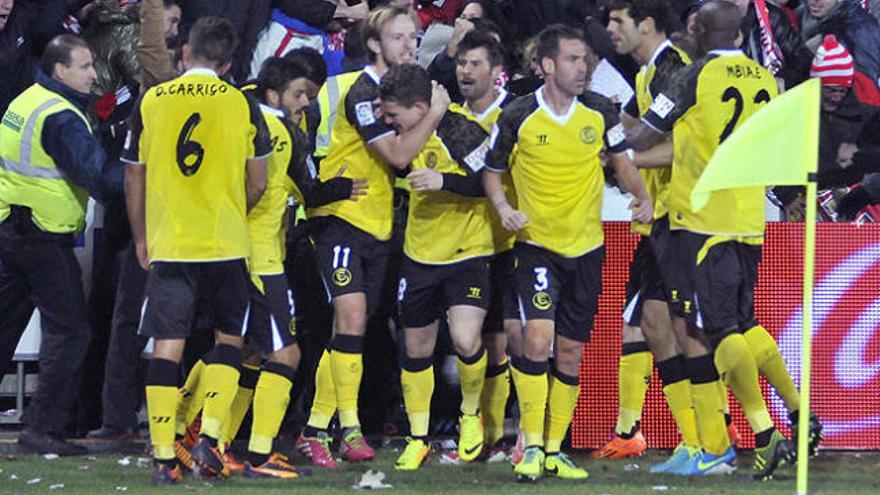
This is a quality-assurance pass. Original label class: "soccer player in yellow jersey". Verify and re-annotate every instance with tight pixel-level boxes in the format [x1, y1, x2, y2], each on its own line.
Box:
[122, 17, 272, 485]
[297, 6, 451, 466]
[377, 63, 494, 470]
[596, 0, 701, 472]
[484, 24, 653, 482]
[627, 0, 795, 479]
[450, 31, 520, 459]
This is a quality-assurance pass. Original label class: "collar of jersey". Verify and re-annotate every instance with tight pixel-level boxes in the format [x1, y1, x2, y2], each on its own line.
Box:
[260, 103, 284, 118]
[182, 67, 219, 78]
[364, 65, 381, 84]
[646, 39, 673, 69]
[536, 86, 576, 125]
[467, 88, 508, 123]
[707, 49, 743, 58]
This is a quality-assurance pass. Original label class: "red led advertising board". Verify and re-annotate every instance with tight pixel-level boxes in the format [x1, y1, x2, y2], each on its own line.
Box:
[572, 223, 880, 450]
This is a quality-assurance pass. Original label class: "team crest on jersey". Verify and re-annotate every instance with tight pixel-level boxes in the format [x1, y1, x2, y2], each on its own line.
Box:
[288, 318, 297, 337]
[332, 267, 352, 287]
[579, 126, 597, 144]
[355, 101, 376, 126]
[533, 291, 552, 311]
[426, 151, 438, 169]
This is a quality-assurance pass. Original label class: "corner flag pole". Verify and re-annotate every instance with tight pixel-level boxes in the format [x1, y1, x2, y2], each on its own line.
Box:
[796, 171, 818, 495]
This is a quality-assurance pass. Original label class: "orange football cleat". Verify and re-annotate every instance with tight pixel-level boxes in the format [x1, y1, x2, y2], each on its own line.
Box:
[591, 431, 647, 459]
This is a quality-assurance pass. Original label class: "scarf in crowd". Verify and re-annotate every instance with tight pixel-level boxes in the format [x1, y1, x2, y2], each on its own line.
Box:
[754, 0, 784, 74]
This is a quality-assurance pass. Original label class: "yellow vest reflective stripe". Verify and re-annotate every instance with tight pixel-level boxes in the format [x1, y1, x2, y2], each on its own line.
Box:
[0, 83, 92, 233]
[314, 71, 360, 158]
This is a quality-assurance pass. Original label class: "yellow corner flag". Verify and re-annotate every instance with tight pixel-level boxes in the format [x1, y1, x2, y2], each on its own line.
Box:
[690, 78, 820, 211]
[689, 77, 821, 495]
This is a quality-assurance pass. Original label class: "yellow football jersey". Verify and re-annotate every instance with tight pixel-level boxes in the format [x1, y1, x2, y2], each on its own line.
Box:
[123, 68, 272, 262]
[487, 87, 627, 258]
[626, 41, 691, 235]
[248, 106, 298, 275]
[308, 67, 396, 241]
[643, 50, 777, 238]
[449, 89, 516, 253]
[404, 111, 494, 265]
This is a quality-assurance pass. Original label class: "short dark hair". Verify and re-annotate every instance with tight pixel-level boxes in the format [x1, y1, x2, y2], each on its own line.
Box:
[379, 63, 431, 108]
[535, 24, 585, 64]
[256, 57, 308, 100]
[41, 34, 91, 76]
[188, 16, 238, 66]
[607, 0, 673, 34]
[457, 31, 505, 68]
[163, 0, 180, 8]
[283, 47, 327, 87]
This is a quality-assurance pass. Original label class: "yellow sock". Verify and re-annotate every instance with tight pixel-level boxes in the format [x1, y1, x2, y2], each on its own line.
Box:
[615, 347, 652, 436]
[401, 361, 434, 438]
[544, 371, 580, 454]
[200, 363, 241, 440]
[715, 334, 773, 435]
[457, 349, 487, 416]
[510, 359, 548, 448]
[687, 355, 729, 455]
[480, 360, 510, 446]
[663, 380, 700, 447]
[249, 369, 293, 455]
[176, 359, 206, 435]
[220, 364, 259, 445]
[147, 385, 179, 461]
[329, 349, 363, 428]
[717, 379, 730, 416]
[744, 325, 800, 412]
[307, 350, 337, 430]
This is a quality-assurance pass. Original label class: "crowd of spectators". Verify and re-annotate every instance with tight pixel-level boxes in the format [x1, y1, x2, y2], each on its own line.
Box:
[1, 0, 880, 444]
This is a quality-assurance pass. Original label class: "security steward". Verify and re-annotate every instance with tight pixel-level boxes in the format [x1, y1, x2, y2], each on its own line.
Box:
[0, 33, 122, 456]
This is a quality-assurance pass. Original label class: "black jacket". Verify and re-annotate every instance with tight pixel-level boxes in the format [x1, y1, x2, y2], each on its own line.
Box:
[0, 0, 83, 116]
[741, 1, 813, 90]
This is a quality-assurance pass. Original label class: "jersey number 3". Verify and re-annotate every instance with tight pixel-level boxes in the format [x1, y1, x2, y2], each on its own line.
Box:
[718, 87, 770, 143]
[177, 113, 205, 176]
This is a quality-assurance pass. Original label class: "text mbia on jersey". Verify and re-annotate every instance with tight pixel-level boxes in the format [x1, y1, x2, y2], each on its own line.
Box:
[725, 64, 764, 80]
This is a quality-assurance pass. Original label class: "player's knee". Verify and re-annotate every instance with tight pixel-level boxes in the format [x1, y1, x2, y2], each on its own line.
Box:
[404, 331, 435, 359]
[214, 332, 243, 348]
[484, 334, 508, 364]
[334, 303, 367, 334]
[452, 335, 481, 359]
[554, 339, 584, 376]
[268, 344, 301, 370]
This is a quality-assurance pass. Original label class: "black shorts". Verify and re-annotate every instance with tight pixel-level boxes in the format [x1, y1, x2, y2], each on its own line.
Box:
[663, 230, 761, 334]
[483, 250, 521, 334]
[246, 274, 298, 354]
[310, 216, 391, 316]
[140, 260, 250, 339]
[622, 217, 671, 326]
[397, 256, 491, 328]
[514, 243, 604, 343]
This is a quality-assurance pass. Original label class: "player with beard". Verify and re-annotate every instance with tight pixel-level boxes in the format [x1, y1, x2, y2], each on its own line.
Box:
[448, 30, 521, 459]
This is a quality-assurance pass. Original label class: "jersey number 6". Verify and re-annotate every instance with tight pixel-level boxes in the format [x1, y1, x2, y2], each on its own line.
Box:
[176, 113, 205, 176]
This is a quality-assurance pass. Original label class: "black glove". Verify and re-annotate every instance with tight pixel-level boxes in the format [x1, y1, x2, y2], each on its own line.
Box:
[836, 187, 872, 221]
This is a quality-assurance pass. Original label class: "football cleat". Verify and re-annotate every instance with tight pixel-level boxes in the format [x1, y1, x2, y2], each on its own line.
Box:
[222, 448, 245, 474]
[544, 452, 589, 480]
[753, 430, 795, 481]
[173, 439, 194, 471]
[340, 427, 376, 463]
[514, 446, 545, 482]
[650, 443, 701, 475]
[458, 414, 484, 462]
[790, 411, 823, 459]
[394, 437, 430, 471]
[191, 437, 230, 479]
[680, 446, 737, 476]
[591, 431, 647, 459]
[295, 432, 338, 469]
[243, 452, 301, 479]
[152, 461, 184, 486]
